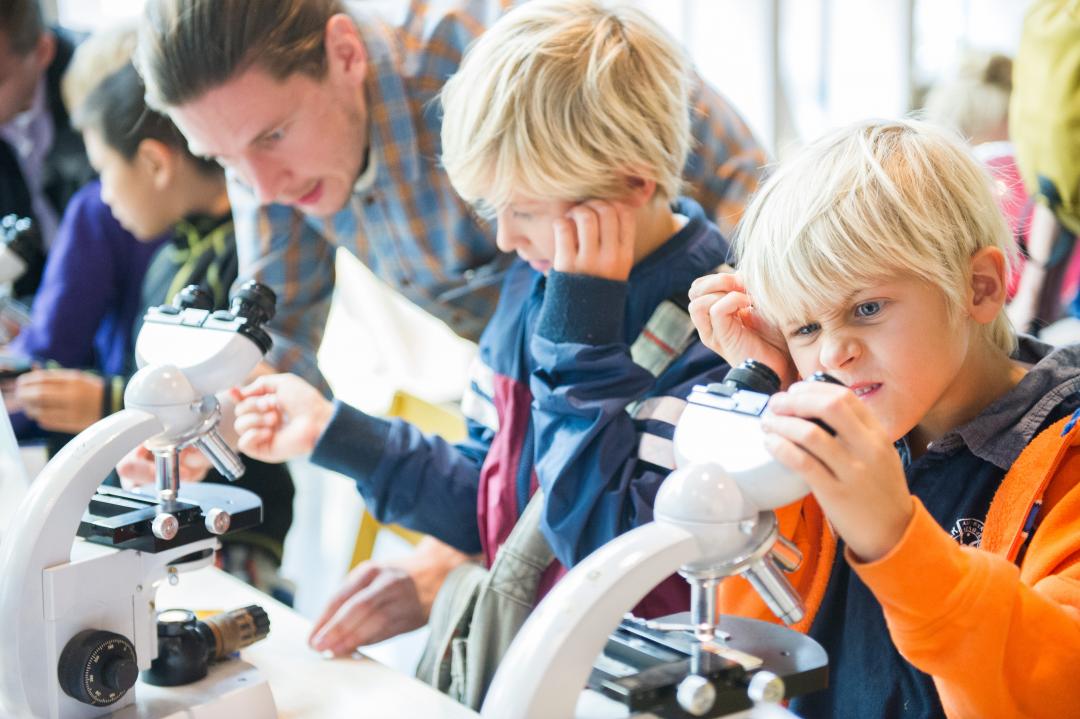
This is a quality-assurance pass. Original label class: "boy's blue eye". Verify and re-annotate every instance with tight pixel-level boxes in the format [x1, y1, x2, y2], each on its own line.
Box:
[854, 301, 882, 318]
[261, 129, 286, 145]
[793, 322, 821, 337]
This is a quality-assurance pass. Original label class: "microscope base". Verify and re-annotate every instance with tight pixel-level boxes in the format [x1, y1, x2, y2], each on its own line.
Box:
[114, 659, 276, 719]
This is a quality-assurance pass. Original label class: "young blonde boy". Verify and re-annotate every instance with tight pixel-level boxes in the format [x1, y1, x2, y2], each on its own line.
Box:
[233, 0, 749, 656]
[690, 118, 1080, 718]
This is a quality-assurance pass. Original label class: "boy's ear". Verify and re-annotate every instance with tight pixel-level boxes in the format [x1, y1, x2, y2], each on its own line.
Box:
[622, 175, 658, 208]
[967, 246, 1008, 324]
[135, 139, 176, 192]
[324, 14, 367, 87]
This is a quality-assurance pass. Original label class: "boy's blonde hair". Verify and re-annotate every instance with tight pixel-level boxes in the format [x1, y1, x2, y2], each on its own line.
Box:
[735, 119, 1016, 354]
[439, 0, 690, 215]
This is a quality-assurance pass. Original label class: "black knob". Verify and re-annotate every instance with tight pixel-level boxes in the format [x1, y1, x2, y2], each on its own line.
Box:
[723, 359, 781, 395]
[58, 629, 138, 706]
[173, 284, 214, 311]
[229, 281, 277, 326]
[102, 657, 139, 693]
[143, 609, 211, 687]
[805, 372, 845, 436]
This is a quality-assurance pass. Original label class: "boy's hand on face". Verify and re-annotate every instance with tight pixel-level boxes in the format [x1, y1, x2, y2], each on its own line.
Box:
[552, 200, 636, 281]
[232, 373, 334, 463]
[761, 381, 914, 563]
[688, 272, 797, 386]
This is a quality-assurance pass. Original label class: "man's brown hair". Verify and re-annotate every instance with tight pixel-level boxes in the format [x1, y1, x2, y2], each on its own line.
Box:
[0, 0, 44, 56]
[136, 0, 345, 110]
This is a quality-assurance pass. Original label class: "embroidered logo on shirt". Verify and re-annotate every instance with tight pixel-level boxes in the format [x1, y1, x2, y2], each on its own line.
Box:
[950, 518, 984, 548]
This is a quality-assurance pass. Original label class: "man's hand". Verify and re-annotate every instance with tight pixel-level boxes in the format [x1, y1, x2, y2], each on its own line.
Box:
[116, 444, 213, 489]
[14, 369, 104, 434]
[552, 200, 636, 281]
[688, 271, 797, 386]
[233, 373, 334, 463]
[309, 537, 471, 655]
[761, 380, 913, 563]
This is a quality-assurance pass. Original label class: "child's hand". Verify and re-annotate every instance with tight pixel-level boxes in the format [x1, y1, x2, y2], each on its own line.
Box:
[552, 200, 636, 281]
[232, 373, 334, 463]
[117, 444, 212, 489]
[15, 369, 104, 434]
[688, 272, 796, 386]
[760, 380, 913, 563]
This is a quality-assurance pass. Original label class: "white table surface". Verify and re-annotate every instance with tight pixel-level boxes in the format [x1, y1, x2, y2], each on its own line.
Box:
[154, 566, 478, 719]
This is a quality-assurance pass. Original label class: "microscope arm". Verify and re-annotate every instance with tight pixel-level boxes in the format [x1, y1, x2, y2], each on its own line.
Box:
[0, 408, 161, 717]
[481, 521, 700, 719]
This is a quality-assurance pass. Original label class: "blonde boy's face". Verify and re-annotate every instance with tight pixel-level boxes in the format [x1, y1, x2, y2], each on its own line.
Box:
[494, 195, 577, 274]
[780, 275, 969, 443]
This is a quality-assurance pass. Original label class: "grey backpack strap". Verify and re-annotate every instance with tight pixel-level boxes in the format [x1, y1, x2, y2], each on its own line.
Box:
[417, 491, 554, 709]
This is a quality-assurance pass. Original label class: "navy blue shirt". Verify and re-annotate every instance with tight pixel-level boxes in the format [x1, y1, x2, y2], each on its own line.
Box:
[792, 338, 1080, 718]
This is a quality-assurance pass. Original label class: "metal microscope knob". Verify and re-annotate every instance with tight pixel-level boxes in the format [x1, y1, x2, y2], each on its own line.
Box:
[152, 512, 180, 540]
[57, 629, 138, 706]
[747, 670, 785, 704]
[676, 674, 717, 716]
[205, 507, 232, 535]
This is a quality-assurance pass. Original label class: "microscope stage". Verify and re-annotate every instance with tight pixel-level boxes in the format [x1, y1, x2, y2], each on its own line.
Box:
[79, 483, 263, 553]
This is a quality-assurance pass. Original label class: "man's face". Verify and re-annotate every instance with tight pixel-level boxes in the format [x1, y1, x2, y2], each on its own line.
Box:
[168, 64, 368, 217]
[0, 30, 52, 125]
[780, 275, 970, 443]
[493, 195, 577, 274]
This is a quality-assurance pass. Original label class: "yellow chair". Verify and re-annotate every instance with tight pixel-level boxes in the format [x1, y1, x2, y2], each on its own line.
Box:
[349, 391, 468, 568]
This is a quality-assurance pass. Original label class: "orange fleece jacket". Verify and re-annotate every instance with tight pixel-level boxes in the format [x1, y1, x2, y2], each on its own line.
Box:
[719, 414, 1080, 718]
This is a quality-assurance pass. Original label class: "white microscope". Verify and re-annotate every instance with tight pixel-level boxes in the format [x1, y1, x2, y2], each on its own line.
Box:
[0, 214, 37, 341]
[0, 282, 280, 719]
[483, 361, 832, 719]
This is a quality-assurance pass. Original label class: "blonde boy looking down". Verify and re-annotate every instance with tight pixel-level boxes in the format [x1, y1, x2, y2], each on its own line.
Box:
[689, 118, 1080, 718]
[233, 0, 735, 668]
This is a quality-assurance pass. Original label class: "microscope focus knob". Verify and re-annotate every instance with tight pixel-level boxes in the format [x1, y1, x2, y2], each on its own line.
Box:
[747, 670, 785, 704]
[57, 629, 138, 706]
[152, 512, 180, 540]
[675, 674, 716, 716]
[205, 507, 232, 535]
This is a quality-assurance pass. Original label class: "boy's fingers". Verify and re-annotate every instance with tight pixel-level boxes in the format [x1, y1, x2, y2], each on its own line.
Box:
[310, 564, 382, 643]
[552, 218, 577, 270]
[584, 200, 620, 256]
[234, 375, 279, 400]
[762, 432, 836, 491]
[689, 272, 741, 299]
[568, 205, 600, 264]
[767, 386, 874, 446]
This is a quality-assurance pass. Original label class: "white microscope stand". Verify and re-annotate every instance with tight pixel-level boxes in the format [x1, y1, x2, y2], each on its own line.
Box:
[0, 292, 278, 719]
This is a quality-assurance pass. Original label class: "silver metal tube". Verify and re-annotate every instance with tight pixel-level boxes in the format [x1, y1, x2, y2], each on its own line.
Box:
[194, 428, 245, 482]
[687, 576, 720, 642]
[155, 449, 180, 505]
[744, 556, 805, 625]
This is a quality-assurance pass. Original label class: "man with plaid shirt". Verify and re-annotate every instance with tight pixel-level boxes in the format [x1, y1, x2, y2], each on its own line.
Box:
[135, 0, 766, 648]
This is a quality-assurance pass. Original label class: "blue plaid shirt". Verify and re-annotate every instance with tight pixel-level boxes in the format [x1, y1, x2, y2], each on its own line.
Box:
[229, 0, 767, 390]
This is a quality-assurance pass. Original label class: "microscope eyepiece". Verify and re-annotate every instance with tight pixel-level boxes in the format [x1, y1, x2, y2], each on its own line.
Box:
[172, 284, 214, 311]
[722, 359, 781, 395]
[229, 280, 277, 327]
